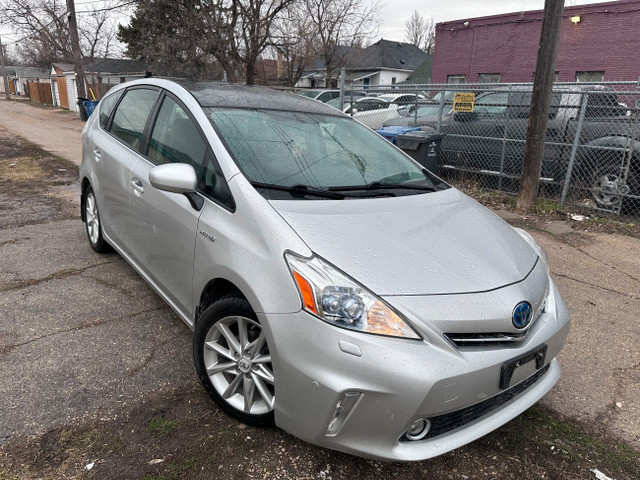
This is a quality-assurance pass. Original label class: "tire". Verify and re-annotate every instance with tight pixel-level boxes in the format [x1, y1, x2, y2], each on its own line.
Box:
[590, 162, 629, 209]
[84, 186, 110, 253]
[194, 295, 275, 427]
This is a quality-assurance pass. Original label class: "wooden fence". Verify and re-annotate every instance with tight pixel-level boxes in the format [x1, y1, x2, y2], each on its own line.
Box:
[86, 82, 115, 100]
[27, 82, 53, 105]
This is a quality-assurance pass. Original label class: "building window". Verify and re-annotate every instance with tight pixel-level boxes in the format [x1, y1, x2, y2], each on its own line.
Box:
[391, 77, 397, 84]
[477, 73, 500, 83]
[447, 74, 466, 84]
[575, 71, 605, 82]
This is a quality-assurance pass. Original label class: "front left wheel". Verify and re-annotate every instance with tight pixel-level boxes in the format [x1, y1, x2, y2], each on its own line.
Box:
[194, 295, 275, 427]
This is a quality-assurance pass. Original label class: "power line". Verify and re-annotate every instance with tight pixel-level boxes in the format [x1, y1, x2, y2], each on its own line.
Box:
[76, 0, 138, 14]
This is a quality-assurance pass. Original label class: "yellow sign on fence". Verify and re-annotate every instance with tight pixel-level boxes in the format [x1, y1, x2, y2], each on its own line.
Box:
[453, 92, 475, 112]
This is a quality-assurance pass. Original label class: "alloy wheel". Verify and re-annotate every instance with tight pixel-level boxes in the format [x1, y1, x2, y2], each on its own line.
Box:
[203, 315, 275, 415]
[85, 190, 100, 245]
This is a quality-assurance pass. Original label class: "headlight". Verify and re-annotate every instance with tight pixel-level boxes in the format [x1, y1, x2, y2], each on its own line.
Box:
[285, 253, 421, 339]
[514, 228, 549, 268]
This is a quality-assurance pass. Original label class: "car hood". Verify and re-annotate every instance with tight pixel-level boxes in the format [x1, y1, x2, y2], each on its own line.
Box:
[270, 188, 538, 295]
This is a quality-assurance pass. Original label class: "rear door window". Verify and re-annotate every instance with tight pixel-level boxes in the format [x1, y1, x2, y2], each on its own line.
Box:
[110, 88, 159, 151]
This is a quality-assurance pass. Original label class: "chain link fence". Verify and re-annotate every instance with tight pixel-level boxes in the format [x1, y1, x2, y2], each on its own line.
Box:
[333, 82, 640, 221]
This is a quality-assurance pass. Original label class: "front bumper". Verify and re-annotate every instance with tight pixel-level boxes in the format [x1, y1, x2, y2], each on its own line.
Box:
[259, 279, 570, 461]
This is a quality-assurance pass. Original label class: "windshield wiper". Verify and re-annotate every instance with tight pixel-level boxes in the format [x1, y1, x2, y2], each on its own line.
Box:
[328, 180, 439, 192]
[250, 181, 348, 199]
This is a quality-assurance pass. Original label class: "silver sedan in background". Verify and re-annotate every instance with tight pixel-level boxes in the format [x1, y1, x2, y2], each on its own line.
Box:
[80, 79, 569, 461]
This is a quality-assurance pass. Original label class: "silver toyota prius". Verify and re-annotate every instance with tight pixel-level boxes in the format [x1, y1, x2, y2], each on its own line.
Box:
[80, 78, 570, 461]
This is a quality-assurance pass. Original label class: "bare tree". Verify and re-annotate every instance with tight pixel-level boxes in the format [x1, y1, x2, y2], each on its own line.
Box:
[271, 3, 315, 86]
[305, 0, 381, 87]
[0, 0, 121, 66]
[423, 16, 435, 54]
[0, 0, 70, 65]
[233, 0, 298, 85]
[405, 10, 425, 50]
[79, 2, 120, 59]
[404, 10, 435, 54]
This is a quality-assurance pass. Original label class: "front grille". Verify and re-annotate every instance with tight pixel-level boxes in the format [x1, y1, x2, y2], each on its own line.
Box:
[445, 332, 528, 346]
[401, 364, 550, 441]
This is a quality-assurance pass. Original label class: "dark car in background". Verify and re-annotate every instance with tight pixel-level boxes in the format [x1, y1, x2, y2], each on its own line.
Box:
[383, 86, 639, 211]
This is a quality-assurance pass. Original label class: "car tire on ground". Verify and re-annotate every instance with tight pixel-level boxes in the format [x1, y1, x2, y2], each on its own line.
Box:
[84, 185, 110, 253]
[194, 295, 275, 427]
[590, 160, 631, 210]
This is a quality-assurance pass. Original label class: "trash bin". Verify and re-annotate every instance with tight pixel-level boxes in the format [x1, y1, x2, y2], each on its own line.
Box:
[77, 97, 89, 121]
[83, 100, 99, 118]
[376, 126, 420, 143]
[395, 130, 444, 173]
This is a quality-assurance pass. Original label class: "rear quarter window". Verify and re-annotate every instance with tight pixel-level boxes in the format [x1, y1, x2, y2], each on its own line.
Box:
[99, 90, 123, 129]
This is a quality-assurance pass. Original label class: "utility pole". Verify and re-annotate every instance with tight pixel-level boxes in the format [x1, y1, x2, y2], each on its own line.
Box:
[0, 36, 11, 100]
[517, 0, 565, 210]
[66, 0, 87, 104]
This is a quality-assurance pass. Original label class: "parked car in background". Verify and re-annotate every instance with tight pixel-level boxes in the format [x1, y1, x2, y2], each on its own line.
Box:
[376, 93, 424, 106]
[396, 91, 459, 117]
[81, 78, 569, 461]
[383, 85, 639, 211]
[297, 89, 340, 102]
[296, 89, 366, 103]
[327, 96, 403, 129]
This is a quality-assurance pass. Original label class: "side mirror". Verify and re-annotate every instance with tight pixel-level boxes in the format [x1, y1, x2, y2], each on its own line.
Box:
[453, 111, 477, 122]
[149, 163, 197, 194]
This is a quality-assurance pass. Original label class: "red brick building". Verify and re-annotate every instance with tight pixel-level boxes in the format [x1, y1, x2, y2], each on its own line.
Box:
[431, 0, 640, 84]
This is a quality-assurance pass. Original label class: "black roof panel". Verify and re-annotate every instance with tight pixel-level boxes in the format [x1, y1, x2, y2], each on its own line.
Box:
[176, 81, 342, 115]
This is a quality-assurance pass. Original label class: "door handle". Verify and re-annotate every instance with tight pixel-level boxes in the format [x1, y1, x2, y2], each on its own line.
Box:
[93, 149, 101, 161]
[131, 177, 144, 194]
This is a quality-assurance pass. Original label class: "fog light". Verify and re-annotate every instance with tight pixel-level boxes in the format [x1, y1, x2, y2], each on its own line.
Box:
[405, 418, 431, 441]
[326, 392, 361, 436]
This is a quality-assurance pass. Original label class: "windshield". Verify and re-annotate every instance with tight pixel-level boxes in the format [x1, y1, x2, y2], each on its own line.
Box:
[207, 108, 442, 198]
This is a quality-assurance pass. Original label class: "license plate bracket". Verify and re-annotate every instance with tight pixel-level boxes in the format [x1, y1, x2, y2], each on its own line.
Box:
[499, 344, 547, 390]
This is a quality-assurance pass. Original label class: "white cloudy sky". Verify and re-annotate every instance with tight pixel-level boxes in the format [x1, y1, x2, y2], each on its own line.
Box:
[377, 0, 609, 41]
